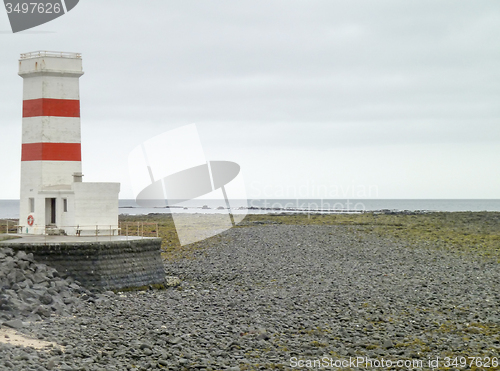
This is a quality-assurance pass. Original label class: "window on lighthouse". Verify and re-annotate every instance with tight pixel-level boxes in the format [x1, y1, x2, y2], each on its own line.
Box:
[63, 198, 68, 212]
[29, 198, 35, 213]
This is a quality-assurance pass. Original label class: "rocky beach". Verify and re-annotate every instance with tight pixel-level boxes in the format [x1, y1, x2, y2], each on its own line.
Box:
[1, 213, 499, 370]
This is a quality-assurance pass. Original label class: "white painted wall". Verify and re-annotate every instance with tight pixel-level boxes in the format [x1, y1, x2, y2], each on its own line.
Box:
[21, 161, 81, 190]
[21, 75, 81, 100]
[19, 190, 74, 234]
[20, 179, 120, 235]
[20, 159, 82, 234]
[22, 117, 81, 144]
[73, 182, 120, 235]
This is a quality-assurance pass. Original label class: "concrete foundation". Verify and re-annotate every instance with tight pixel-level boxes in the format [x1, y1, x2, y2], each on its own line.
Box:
[1, 237, 166, 291]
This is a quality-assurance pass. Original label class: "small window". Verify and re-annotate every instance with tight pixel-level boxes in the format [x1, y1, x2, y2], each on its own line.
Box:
[29, 198, 35, 213]
[63, 198, 68, 212]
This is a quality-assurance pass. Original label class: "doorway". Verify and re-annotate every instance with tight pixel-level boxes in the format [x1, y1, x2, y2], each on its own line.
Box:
[45, 198, 56, 225]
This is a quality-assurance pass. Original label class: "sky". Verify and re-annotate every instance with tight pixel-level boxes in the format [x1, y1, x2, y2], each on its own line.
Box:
[0, 0, 499, 200]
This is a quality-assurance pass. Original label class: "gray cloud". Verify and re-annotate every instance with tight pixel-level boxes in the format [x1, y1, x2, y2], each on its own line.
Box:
[0, 0, 499, 199]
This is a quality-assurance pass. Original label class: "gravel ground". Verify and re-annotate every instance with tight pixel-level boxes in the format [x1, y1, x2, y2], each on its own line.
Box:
[1, 224, 500, 370]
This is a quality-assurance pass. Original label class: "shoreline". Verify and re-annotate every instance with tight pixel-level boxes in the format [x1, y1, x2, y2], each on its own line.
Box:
[2, 198, 500, 219]
[3, 211, 500, 259]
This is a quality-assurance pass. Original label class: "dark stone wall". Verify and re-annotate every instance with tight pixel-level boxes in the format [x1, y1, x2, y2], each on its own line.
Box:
[8, 238, 165, 291]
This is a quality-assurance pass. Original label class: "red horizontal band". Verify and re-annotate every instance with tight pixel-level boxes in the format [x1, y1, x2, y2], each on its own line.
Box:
[22, 143, 81, 161]
[23, 98, 80, 118]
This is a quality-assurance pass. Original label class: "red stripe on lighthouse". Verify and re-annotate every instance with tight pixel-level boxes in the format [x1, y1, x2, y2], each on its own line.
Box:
[23, 98, 80, 118]
[22, 143, 82, 161]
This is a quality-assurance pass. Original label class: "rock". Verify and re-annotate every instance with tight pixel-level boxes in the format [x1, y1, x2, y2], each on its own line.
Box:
[169, 337, 182, 344]
[33, 305, 51, 318]
[256, 333, 270, 341]
[466, 326, 482, 334]
[39, 293, 53, 305]
[382, 339, 394, 349]
[46, 358, 57, 370]
[32, 272, 48, 284]
[3, 319, 24, 329]
[158, 359, 169, 366]
[165, 276, 181, 287]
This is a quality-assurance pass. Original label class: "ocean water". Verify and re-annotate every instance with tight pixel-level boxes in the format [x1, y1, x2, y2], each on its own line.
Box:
[248, 199, 500, 213]
[0, 200, 21, 219]
[1, 199, 500, 219]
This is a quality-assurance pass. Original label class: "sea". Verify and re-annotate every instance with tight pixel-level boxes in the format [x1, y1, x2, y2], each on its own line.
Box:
[1, 199, 500, 219]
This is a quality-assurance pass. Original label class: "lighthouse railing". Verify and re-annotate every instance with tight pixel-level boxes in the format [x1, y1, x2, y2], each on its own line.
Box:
[20, 51, 81, 59]
[7, 224, 121, 241]
[72, 225, 120, 240]
[119, 222, 159, 240]
[1, 219, 19, 235]
[3, 222, 159, 241]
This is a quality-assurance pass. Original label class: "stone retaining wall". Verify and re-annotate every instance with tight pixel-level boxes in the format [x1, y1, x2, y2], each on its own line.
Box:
[8, 238, 165, 291]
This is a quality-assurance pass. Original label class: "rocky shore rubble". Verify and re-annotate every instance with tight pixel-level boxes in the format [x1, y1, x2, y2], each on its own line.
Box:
[0, 247, 89, 327]
[0, 225, 499, 370]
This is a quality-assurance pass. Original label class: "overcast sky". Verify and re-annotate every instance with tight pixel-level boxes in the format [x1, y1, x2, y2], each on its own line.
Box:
[1, 0, 499, 199]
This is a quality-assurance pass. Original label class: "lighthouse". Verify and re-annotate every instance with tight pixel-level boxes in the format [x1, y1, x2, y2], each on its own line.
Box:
[19, 51, 120, 235]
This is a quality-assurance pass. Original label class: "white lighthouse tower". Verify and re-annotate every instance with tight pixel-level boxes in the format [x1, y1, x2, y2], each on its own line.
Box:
[19, 51, 120, 235]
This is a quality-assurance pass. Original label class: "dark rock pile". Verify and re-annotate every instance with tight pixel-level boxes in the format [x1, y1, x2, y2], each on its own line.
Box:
[0, 247, 88, 327]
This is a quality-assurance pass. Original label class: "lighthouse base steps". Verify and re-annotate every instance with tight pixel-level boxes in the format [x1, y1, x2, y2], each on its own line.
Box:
[45, 225, 67, 236]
